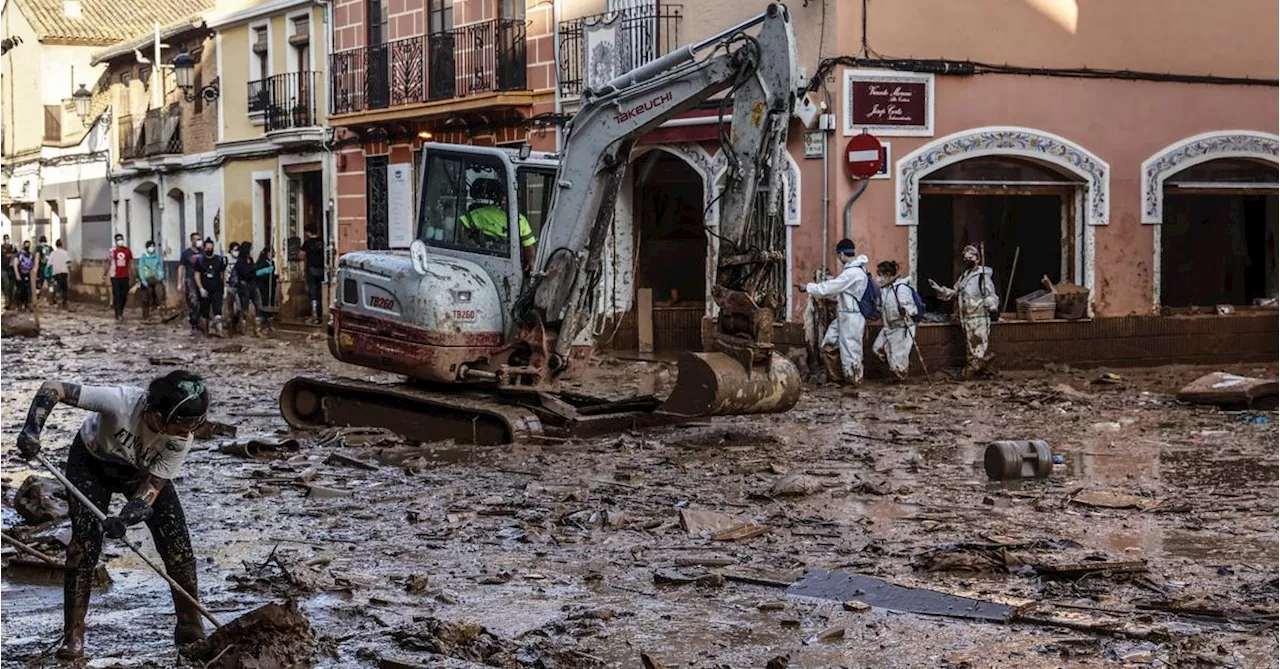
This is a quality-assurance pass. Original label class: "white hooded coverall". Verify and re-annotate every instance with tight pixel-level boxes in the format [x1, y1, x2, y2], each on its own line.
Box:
[872, 277, 918, 380]
[935, 266, 998, 369]
[806, 255, 870, 384]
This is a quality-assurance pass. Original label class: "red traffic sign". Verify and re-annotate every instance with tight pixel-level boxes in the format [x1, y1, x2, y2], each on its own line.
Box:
[845, 133, 883, 180]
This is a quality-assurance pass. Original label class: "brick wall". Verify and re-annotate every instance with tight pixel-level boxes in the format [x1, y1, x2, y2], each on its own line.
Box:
[333, 0, 363, 51]
[525, 1, 555, 92]
[178, 33, 219, 155]
[336, 143, 367, 254]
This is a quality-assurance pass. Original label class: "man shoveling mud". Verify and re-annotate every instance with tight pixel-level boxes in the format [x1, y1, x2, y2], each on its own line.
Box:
[16, 371, 211, 659]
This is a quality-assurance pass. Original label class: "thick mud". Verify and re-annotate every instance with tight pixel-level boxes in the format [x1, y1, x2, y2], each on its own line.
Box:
[2, 310, 1277, 668]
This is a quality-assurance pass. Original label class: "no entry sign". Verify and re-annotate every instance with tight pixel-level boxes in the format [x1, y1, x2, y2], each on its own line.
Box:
[845, 134, 883, 180]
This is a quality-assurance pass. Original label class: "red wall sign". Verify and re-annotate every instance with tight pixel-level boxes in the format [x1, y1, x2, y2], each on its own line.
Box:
[849, 79, 928, 127]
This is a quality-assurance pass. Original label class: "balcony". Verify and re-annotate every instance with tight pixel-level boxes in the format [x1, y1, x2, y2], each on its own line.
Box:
[248, 71, 321, 136]
[142, 105, 182, 157]
[330, 18, 528, 116]
[559, 4, 682, 98]
[118, 114, 141, 161]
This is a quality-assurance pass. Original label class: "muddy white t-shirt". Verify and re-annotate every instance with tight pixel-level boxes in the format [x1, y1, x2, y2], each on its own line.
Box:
[77, 385, 192, 479]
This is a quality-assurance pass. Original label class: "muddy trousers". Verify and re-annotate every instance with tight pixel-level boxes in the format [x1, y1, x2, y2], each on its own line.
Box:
[61, 435, 203, 657]
[960, 313, 991, 373]
[305, 268, 323, 321]
[109, 278, 129, 318]
[185, 280, 201, 328]
[873, 322, 916, 380]
[821, 310, 866, 385]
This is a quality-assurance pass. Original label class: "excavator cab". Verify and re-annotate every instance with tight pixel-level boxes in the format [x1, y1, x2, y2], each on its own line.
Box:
[416, 144, 558, 309]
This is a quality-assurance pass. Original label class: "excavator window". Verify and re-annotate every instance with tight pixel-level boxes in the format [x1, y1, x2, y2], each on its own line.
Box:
[417, 151, 512, 258]
[516, 168, 555, 240]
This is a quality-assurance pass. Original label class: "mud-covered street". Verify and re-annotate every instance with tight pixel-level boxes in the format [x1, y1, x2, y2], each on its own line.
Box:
[2, 310, 1277, 668]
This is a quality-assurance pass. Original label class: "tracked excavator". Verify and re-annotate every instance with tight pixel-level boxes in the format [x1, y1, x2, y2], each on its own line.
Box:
[280, 4, 804, 444]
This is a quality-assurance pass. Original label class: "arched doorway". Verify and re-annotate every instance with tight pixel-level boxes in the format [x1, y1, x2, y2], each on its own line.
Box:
[1157, 158, 1278, 308]
[633, 150, 706, 351]
[915, 156, 1087, 313]
[898, 127, 1108, 309]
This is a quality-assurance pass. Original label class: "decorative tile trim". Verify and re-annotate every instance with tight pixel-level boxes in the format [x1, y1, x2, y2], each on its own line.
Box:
[1140, 130, 1279, 224]
[895, 126, 1110, 226]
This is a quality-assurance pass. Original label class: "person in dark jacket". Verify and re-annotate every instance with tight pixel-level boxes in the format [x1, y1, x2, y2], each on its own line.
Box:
[232, 241, 268, 336]
[254, 247, 277, 333]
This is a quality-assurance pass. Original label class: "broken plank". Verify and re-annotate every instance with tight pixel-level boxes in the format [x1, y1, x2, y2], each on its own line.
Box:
[678, 509, 740, 536]
[1035, 560, 1147, 578]
[324, 451, 379, 471]
[712, 523, 769, 542]
[786, 567, 1015, 622]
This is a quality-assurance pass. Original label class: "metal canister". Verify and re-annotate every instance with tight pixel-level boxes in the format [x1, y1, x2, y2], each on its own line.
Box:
[984, 440, 1053, 480]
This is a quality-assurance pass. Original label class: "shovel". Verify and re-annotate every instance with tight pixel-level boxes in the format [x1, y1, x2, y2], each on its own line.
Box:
[33, 453, 223, 629]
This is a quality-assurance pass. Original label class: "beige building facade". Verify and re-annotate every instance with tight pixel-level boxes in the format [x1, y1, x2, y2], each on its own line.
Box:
[209, 0, 332, 321]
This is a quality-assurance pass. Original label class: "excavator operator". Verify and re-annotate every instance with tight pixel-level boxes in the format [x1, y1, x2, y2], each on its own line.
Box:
[459, 177, 537, 271]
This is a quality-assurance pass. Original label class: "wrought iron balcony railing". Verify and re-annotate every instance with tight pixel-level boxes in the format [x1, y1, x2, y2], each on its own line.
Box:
[248, 71, 321, 132]
[142, 105, 182, 157]
[330, 18, 528, 116]
[558, 4, 682, 98]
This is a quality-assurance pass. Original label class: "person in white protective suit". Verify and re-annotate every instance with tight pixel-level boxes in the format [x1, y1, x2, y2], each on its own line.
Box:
[798, 239, 870, 389]
[929, 244, 998, 377]
[871, 260, 917, 381]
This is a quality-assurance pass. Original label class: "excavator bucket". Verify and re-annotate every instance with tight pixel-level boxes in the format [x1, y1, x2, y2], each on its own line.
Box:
[660, 351, 802, 417]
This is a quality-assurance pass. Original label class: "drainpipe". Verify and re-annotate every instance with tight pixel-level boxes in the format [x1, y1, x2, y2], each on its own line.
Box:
[323, 0, 337, 317]
[842, 178, 868, 240]
[552, 0, 563, 152]
[821, 125, 829, 276]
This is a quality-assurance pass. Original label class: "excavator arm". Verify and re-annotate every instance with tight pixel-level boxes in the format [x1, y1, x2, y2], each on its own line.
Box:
[514, 4, 801, 414]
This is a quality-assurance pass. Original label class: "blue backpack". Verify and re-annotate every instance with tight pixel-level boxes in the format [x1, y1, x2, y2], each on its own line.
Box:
[856, 268, 881, 320]
[908, 284, 927, 322]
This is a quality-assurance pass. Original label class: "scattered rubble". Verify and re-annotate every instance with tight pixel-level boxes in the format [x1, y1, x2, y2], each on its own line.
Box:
[13, 475, 67, 524]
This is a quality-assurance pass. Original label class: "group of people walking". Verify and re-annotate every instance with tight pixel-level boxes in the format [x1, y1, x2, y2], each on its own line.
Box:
[104, 232, 281, 336]
[3, 233, 71, 310]
[799, 239, 998, 388]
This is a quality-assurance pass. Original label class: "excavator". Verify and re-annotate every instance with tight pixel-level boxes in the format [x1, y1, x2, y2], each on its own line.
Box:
[280, 4, 804, 444]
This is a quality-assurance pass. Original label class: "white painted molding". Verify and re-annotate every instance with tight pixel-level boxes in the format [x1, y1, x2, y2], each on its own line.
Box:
[1140, 130, 1279, 224]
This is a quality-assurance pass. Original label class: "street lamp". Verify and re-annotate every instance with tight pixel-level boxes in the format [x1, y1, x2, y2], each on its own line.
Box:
[171, 50, 219, 103]
[72, 83, 92, 121]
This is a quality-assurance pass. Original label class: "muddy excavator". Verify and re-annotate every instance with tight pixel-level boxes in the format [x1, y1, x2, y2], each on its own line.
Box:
[280, 4, 803, 444]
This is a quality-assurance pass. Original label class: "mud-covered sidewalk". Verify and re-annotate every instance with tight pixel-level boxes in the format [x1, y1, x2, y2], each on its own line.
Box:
[2, 310, 1277, 668]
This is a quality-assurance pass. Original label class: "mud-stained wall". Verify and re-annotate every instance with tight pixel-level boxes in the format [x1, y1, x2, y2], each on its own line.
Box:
[222, 157, 275, 246]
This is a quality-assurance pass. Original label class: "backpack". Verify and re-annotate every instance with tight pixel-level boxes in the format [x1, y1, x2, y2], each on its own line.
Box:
[855, 268, 881, 320]
[17, 253, 34, 275]
[909, 285, 926, 323]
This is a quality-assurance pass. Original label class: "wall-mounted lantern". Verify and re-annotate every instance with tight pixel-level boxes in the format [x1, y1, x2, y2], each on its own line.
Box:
[72, 83, 93, 121]
[172, 50, 220, 103]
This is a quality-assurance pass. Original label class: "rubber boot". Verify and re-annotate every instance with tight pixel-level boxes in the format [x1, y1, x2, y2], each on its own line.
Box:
[56, 566, 94, 660]
[168, 559, 206, 652]
[821, 345, 844, 386]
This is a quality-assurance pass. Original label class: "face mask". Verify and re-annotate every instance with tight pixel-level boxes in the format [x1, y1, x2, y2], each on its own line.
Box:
[146, 246, 155, 253]
[116, 240, 125, 247]
[231, 251, 239, 259]
[965, 260, 977, 269]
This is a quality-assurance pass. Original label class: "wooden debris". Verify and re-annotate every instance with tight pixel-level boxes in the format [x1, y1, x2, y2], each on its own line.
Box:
[787, 567, 1015, 622]
[678, 509, 740, 536]
[1176, 371, 1278, 409]
[1070, 490, 1160, 510]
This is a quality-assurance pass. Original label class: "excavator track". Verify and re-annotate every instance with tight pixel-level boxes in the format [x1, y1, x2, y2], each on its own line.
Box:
[280, 377, 695, 445]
